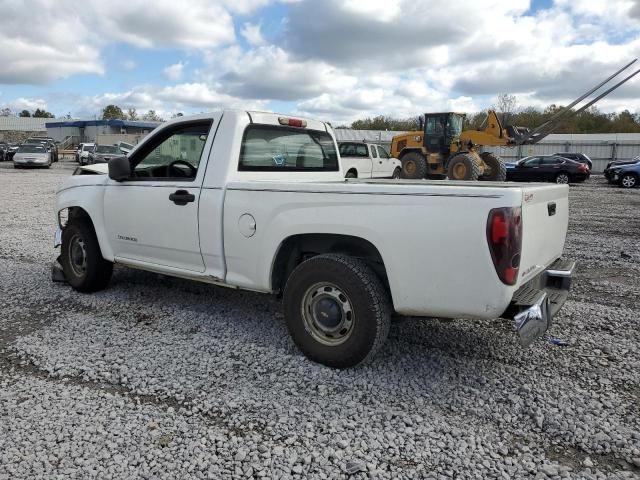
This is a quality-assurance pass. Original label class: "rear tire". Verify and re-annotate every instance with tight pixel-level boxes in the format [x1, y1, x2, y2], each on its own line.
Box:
[345, 170, 357, 179]
[61, 219, 113, 292]
[400, 151, 427, 179]
[447, 153, 480, 181]
[620, 173, 637, 188]
[479, 152, 507, 181]
[283, 254, 392, 368]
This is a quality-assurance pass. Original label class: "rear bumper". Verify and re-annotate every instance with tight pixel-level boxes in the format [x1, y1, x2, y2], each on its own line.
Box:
[503, 259, 575, 347]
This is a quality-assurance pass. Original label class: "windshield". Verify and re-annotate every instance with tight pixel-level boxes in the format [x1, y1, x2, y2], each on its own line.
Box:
[82, 145, 94, 151]
[448, 115, 463, 137]
[96, 145, 120, 154]
[17, 145, 46, 153]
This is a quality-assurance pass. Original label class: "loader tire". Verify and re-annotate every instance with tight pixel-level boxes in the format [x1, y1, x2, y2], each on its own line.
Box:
[479, 152, 507, 181]
[400, 151, 427, 179]
[447, 153, 480, 181]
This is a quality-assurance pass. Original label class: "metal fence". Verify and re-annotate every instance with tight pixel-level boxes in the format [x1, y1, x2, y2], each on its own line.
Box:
[484, 140, 640, 172]
[335, 130, 640, 173]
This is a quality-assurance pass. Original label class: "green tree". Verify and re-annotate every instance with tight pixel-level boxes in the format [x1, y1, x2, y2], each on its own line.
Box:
[142, 110, 163, 122]
[127, 108, 138, 121]
[33, 108, 55, 118]
[102, 104, 126, 120]
[19, 110, 31, 117]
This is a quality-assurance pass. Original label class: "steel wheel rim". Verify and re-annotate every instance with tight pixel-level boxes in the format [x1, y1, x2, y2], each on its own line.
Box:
[556, 174, 569, 184]
[404, 161, 416, 176]
[622, 175, 636, 187]
[301, 282, 354, 346]
[453, 162, 467, 179]
[69, 234, 87, 277]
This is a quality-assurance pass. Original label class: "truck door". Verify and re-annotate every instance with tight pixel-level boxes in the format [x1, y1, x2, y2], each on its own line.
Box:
[424, 115, 447, 153]
[103, 119, 215, 273]
[373, 145, 392, 176]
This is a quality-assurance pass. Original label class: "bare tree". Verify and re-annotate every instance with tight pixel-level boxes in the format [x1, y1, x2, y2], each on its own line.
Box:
[494, 93, 518, 125]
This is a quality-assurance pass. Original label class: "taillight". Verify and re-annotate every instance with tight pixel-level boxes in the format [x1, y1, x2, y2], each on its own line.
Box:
[579, 164, 588, 172]
[487, 207, 522, 285]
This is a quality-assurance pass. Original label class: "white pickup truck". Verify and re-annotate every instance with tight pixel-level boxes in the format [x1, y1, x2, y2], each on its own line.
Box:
[53, 110, 574, 368]
[338, 142, 402, 179]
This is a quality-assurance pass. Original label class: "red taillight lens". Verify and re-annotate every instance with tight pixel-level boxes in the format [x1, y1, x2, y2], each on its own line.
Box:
[579, 164, 588, 172]
[487, 207, 522, 285]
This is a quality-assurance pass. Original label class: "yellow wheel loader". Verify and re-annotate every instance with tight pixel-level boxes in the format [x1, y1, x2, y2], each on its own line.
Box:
[391, 60, 640, 181]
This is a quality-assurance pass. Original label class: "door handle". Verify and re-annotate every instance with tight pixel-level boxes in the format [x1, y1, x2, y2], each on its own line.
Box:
[169, 190, 195, 205]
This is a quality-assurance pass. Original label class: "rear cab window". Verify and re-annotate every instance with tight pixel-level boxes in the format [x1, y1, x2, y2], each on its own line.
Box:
[239, 125, 338, 171]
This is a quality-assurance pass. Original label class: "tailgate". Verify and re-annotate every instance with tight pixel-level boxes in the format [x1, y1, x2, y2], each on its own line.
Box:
[517, 184, 569, 287]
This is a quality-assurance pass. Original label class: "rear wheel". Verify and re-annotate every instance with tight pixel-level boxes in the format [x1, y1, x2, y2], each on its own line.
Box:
[620, 173, 637, 188]
[479, 152, 506, 181]
[61, 220, 113, 292]
[345, 170, 357, 179]
[555, 172, 570, 184]
[283, 254, 391, 368]
[400, 151, 427, 179]
[447, 153, 480, 181]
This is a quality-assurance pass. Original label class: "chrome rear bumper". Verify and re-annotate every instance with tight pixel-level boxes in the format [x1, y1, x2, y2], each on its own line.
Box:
[505, 259, 575, 347]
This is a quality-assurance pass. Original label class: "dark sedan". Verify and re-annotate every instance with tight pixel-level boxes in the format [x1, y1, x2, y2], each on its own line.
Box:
[506, 155, 590, 184]
[605, 159, 640, 188]
[553, 152, 593, 170]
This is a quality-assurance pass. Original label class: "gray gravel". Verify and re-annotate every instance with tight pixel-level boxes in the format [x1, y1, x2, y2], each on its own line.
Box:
[1, 159, 639, 479]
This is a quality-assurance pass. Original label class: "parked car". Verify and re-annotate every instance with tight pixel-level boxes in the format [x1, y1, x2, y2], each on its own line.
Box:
[28, 137, 58, 162]
[0, 142, 7, 161]
[13, 144, 52, 168]
[6, 144, 19, 161]
[78, 143, 95, 165]
[88, 144, 122, 164]
[116, 141, 135, 155]
[338, 142, 402, 179]
[604, 157, 640, 182]
[506, 155, 590, 184]
[53, 111, 574, 368]
[604, 159, 640, 188]
[553, 152, 593, 170]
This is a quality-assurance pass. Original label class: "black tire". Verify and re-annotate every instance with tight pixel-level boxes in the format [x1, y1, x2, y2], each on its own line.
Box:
[392, 167, 401, 179]
[345, 170, 357, 179]
[479, 152, 507, 181]
[555, 172, 570, 184]
[620, 173, 637, 188]
[61, 219, 113, 292]
[283, 254, 392, 368]
[447, 153, 480, 180]
[400, 151, 427, 179]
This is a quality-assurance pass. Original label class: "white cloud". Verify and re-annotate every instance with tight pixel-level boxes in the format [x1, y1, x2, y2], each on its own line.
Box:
[163, 63, 186, 82]
[241, 23, 266, 46]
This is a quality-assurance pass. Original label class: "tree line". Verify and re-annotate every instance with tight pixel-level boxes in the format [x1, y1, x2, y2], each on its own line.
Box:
[341, 93, 640, 134]
[0, 107, 55, 118]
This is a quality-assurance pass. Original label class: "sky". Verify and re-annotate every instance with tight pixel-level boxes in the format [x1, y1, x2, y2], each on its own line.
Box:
[0, 0, 639, 124]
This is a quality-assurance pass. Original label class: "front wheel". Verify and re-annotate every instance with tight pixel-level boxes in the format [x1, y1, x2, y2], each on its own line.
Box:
[447, 153, 480, 181]
[555, 172, 570, 184]
[61, 220, 113, 292]
[620, 173, 637, 188]
[283, 254, 391, 368]
[392, 167, 401, 179]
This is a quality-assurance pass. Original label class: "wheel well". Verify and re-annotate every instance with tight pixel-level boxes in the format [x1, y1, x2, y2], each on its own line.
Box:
[60, 206, 95, 230]
[271, 234, 389, 294]
[345, 168, 358, 177]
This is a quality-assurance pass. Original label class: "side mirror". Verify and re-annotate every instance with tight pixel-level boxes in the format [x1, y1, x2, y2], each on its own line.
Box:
[108, 156, 131, 181]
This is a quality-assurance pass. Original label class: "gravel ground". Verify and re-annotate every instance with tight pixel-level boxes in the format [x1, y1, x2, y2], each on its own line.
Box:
[0, 159, 639, 479]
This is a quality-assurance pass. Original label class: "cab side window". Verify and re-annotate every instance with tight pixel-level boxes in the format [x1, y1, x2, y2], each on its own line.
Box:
[370, 145, 378, 158]
[130, 121, 212, 180]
